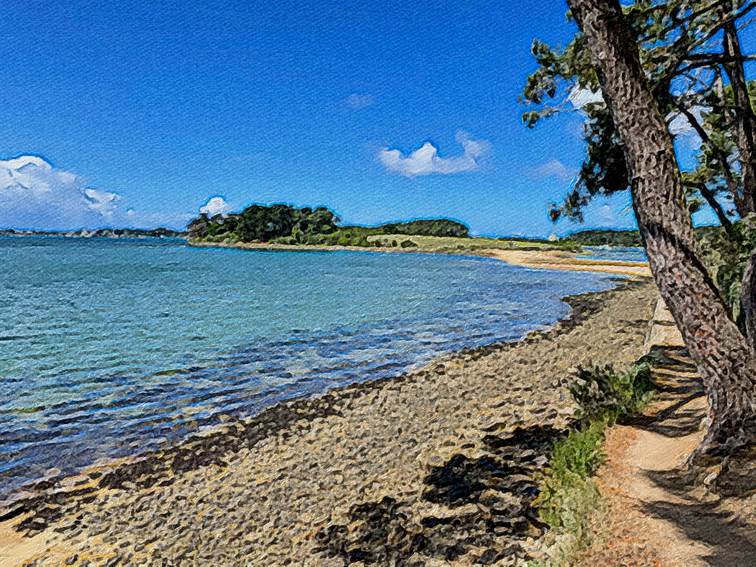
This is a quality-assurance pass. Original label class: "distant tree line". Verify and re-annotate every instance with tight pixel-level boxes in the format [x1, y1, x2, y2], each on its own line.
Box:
[187, 204, 469, 245]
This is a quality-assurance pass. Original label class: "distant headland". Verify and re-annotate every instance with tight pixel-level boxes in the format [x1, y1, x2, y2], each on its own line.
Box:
[0, 227, 186, 239]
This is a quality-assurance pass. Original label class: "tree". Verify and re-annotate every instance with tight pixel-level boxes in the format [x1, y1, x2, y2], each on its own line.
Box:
[566, 0, 755, 465]
[523, 0, 756, 224]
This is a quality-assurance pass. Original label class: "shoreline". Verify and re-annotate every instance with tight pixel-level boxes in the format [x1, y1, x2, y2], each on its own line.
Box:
[189, 239, 653, 278]
[1, 277, 658, 566]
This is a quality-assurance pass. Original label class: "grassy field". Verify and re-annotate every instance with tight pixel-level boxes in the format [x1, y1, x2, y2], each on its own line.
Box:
[365, 233, 579, 253]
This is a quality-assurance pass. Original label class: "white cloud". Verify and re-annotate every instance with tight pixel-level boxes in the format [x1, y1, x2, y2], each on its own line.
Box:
[0, 155, 123, 230]
[199, 195, 232, 217]
[530, 159, 576, 182]
[568, 86, 604, 110]
[378, 131, 491, 178]
[344, 93, 376, 109]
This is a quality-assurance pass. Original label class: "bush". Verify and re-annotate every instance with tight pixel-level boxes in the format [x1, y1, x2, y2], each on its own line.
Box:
[400, 239, 418, 248]
[570, 363, 653, 424]
[533, 361, 655, 564]
[535, 420, 607, 531]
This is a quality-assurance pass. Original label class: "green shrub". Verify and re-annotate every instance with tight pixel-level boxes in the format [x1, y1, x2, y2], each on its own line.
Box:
[533, 361, 655, 564]
[400, 239, 418, 248]
[570, 363, 653, 424]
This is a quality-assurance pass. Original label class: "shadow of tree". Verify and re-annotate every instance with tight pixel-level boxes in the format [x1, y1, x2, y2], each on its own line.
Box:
[627, 346, 756, 566]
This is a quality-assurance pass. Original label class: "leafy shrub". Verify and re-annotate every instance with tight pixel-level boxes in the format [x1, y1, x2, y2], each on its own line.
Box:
[381, 219, 469, 237]
[536, 419, 607, 528]
[699, 214, 756, 328]
[400, 239, 418, 248]
[570, 363, 653, 424]
[533, 361, 655, 564]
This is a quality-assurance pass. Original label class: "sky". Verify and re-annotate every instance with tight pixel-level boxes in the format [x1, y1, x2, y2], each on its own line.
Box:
[0, 1, 748, 236]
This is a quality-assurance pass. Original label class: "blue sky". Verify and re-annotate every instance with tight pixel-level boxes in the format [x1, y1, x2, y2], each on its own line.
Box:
[0, 1, 743, 236]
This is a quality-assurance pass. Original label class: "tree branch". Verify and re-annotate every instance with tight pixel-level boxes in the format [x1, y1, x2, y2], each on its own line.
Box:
[683, 179, 735, 233]
[674, 99, 743, 217]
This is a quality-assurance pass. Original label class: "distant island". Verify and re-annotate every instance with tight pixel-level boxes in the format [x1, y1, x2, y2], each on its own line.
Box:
[0, 227, 187, 239]
[187, 204, 470, 248]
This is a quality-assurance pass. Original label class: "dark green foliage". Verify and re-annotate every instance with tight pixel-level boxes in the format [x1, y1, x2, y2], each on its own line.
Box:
[187, 204, 339, 242]
[399, 239, 418, 248]
[699, 214, 756, 327]
[188, 204, 470, 245]
[237, 204, 338, 242]
[535, 361, 655, 541]
[563, 229, 643, 247]
[381, 219, 469, 238]
[522, 1, 755, 224]
[570, 363, 654, 424]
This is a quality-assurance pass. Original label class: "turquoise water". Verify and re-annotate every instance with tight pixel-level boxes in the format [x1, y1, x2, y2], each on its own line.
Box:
[0, 237, 618, 500]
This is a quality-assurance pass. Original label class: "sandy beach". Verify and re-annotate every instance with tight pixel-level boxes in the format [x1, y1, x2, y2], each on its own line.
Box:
[189, 240, 653, 278]
[1, 272, 658, 566]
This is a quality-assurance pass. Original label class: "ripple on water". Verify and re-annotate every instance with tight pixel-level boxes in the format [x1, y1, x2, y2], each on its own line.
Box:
[0, 236, 619, 498]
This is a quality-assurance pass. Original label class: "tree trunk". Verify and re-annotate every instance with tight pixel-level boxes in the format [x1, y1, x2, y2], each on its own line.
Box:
[567, 0, 756, 461]
[722, 1, 756, 215]
[743, 251, 756, 351]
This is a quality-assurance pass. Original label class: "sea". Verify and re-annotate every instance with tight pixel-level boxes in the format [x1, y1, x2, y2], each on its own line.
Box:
[0, 236, 629, 500]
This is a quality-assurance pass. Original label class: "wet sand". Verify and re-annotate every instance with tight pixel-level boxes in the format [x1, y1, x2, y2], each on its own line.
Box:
[1, 278, 658, 566]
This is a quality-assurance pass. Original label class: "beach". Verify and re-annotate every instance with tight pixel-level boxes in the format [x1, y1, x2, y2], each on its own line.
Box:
[1, 272, 658, 566]
[189, 239, 653, 278]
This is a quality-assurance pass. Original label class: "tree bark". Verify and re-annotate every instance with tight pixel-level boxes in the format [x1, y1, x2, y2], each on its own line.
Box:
[722, 1, 756, 215]
[567, 0, 756, 461]
[743, 251, 756, 351]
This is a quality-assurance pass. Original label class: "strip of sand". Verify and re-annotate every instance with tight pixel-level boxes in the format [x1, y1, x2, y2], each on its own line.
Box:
[1, 280, 658, 566]
[190, 239, 653, 278]
[485, 249, 651, 278]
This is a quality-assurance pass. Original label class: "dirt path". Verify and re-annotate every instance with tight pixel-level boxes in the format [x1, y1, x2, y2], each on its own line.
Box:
[581, 345, 756, 566]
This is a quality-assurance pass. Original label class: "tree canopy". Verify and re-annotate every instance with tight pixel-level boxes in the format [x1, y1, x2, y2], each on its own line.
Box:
[187, 204, 469, 244]
[523, 0, 756, 226]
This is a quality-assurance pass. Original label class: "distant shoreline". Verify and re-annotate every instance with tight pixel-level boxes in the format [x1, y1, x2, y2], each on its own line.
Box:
[189, 238, 652, 277]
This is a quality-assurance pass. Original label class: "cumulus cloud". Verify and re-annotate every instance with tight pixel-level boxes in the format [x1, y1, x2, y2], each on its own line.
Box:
[0, 155, 123, 230]
[530, 159, 576, 182]
[378, 132, 491, 178]
[344, 93, 376, 109]
[199, 196, 232, 217]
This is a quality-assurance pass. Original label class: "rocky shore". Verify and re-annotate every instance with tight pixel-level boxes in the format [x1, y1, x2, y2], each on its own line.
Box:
[1, 280, 658, 566]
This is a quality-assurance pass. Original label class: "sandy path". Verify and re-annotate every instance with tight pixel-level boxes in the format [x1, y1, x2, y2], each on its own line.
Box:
[581, 346, 756, 567]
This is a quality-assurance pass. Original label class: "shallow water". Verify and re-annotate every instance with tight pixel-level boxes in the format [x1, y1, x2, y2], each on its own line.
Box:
[0, 236, 618, 499]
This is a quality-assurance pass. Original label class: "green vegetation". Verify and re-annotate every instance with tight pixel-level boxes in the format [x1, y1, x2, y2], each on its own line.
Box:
[569, 363, 654, 425]
[699, 215, 756, 330]
[187, 203, 583, 252]
[563, 229, 642, 248]
[379, 219, 468, 238]
[188, 204, 339, 243]
[187, 204, 471, 245]
[533, 361, 655, 565]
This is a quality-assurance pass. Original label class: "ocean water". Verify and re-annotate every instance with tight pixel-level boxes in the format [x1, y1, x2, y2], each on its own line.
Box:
[0, 236, 618, 500]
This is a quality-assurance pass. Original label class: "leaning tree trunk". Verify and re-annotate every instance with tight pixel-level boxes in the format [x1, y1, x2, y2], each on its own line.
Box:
[567, 0, 756, 461]
[722, 0, 756, 215]
[743, 251, 756, 351]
